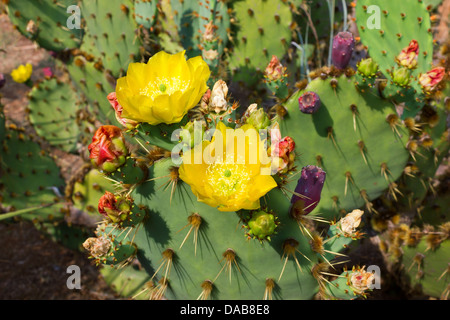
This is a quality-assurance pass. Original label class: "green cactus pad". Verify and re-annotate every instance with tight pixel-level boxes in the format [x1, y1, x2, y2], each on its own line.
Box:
[79, 0, 142, 78]
[100, 262, 152, 299]
[355, 0, 434, 118]
[168, 0, 230, 58]
[110, 157, 366, 300]
[5, 0, 83, 52]
[0, 125, 65, 220]
[227, 0, 293, 86]
[280, 75, 410, 219]
[400, 237, 450, 298]
[28, 78, 81, 153]
[134, 0, 158, 29]
[66, 56, 118, 125]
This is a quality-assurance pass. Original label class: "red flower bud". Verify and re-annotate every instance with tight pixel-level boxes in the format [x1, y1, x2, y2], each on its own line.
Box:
[88, 125, 128, 172]
[98, 191, 132, 223]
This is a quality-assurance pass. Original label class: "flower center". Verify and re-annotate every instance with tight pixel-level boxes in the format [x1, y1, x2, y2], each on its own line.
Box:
[206, 162, 250, 197]
[140, 76, 190, 100]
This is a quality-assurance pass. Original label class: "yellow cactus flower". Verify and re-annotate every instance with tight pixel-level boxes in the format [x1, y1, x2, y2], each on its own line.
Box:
[10, 63, 33, 83]
[116, 51, 210, 125]
[179, 122, 277, 212]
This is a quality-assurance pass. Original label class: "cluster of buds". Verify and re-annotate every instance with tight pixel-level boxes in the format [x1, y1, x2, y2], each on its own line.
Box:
[264, 55, 288, 99]
[98, 191, 133, 224]
[331, 31, 355, 70]
[395, 40, 419, 69]
[107, 92, 139, 130]
[290, 166, 326, 217]
[419, 67, 446, 93]
[88, 125, 129, 173]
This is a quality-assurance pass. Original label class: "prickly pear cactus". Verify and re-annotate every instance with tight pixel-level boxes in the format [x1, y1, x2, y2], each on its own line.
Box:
[1, 0, 448, 301]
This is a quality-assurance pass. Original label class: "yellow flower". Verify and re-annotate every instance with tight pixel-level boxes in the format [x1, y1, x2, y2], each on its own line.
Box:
[179, 122, 277, 212]
[11, 63, 32, 83]
[116, 51, 210, 125]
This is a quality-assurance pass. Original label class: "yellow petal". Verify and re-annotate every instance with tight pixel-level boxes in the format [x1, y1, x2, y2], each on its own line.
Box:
[248, 175, 277, 202]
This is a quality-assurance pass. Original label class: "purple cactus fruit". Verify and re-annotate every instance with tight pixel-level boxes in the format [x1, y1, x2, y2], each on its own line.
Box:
[331, 31, 355, 69]
[290, 165, 326, 217]
[0, 73, 5, 89]
[298, 91, 321, 114]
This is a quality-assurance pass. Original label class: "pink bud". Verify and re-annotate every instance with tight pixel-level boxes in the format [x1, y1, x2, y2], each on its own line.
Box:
[42, 67, 53, 78]
[419, 67, 446, 92]
[395, 40, 419, 69]
[265, 55, 285, 81]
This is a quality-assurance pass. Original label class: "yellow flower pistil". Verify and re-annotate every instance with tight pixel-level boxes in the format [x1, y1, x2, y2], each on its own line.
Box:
[116, 51, 210, 125]
[11, 63, 33, 83]
[179, 122, 277, 212]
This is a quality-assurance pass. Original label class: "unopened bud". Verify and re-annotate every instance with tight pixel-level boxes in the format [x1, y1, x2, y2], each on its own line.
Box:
[419, 67, 446, 92]
[357, 58, 379, 77]
[246, 107, 271, 130]
[331, 31, 355, 69]
[88, 125, 128, 173]
[392, 67, 411, 87]
[291, 166, 326, 216]
[395, 40, 419, 69]
[98, 191, 133, 224]
[247, 210, 278, 241]
[264, 55, 285, 81]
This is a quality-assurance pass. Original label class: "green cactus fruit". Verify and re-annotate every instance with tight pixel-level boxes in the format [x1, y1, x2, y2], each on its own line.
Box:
[245, 209, 279, 241]
[166, 0, 230, 59]
[0, 122, 65, 221]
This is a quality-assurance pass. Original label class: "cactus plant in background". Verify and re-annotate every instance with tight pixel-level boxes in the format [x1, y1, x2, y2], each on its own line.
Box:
[0, 0, 448, 301]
